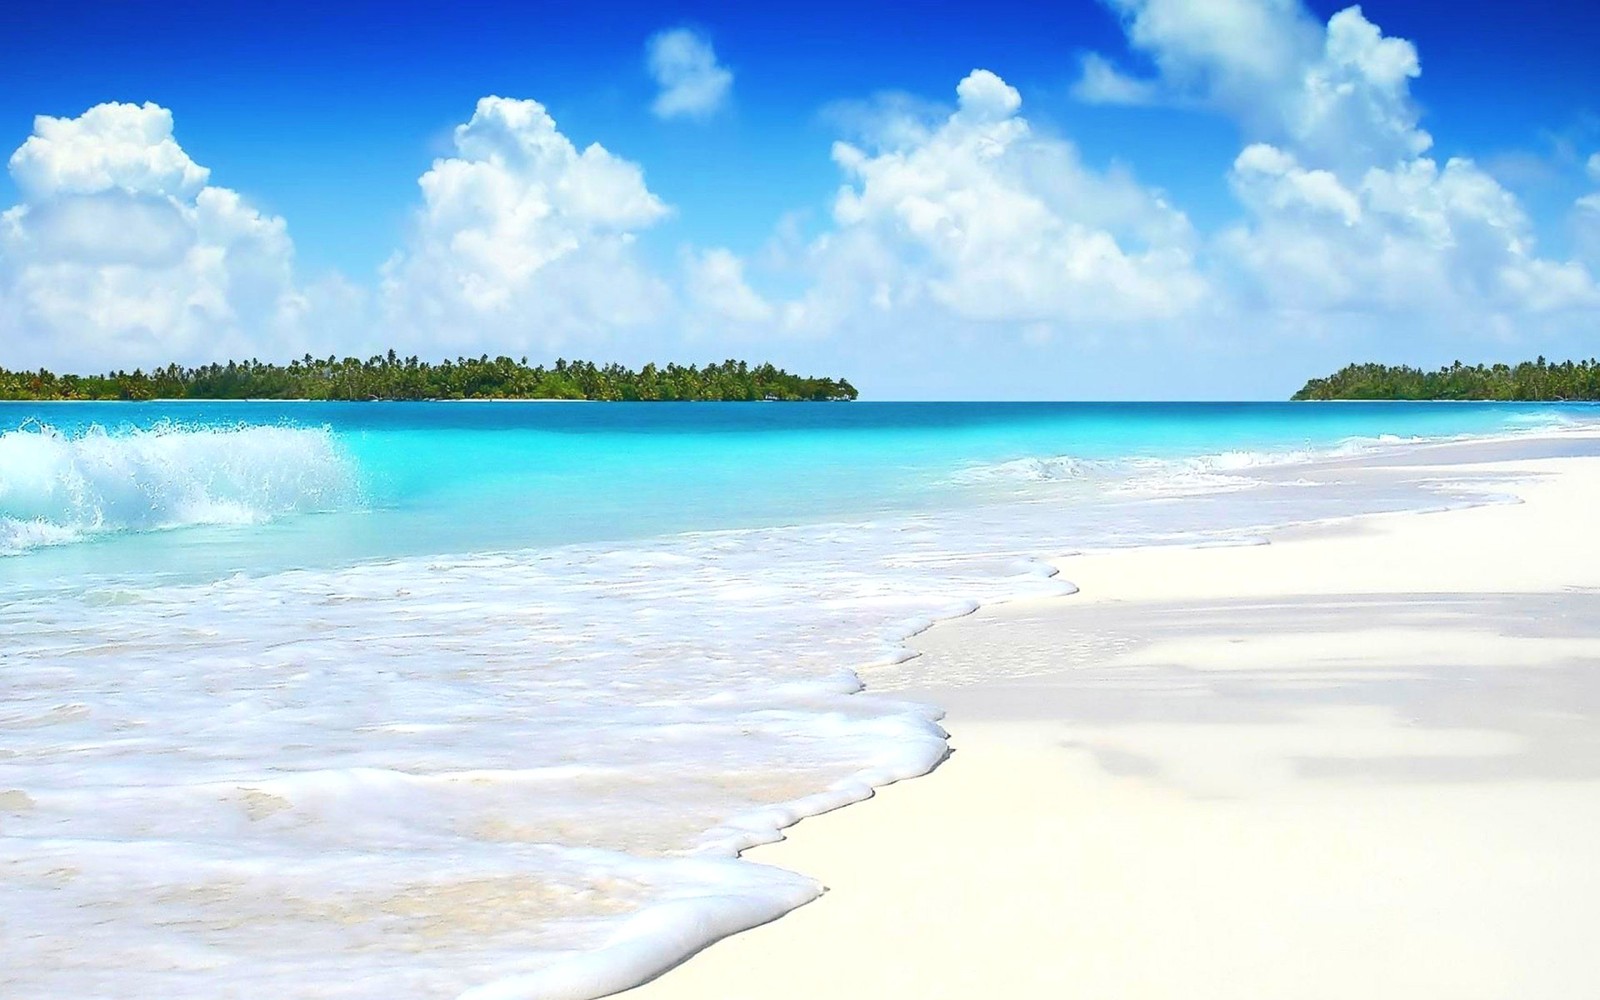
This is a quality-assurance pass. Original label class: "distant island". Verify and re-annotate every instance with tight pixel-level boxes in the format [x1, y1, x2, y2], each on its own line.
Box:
[0, 354, 859, 402]
[1294, 358, 1600, 401]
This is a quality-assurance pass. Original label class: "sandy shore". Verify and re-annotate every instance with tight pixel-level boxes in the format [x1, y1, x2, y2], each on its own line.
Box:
[625, 451, 1600, 999]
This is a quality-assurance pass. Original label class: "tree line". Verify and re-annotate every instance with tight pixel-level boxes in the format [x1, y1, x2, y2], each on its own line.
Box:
[1293, 358, 1600, 401]
[0, 354, 859, 402]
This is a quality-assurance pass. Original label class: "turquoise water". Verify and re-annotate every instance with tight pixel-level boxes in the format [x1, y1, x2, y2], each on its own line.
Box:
[3, 400, 1595, 999]
[1, 400, 1584, 579]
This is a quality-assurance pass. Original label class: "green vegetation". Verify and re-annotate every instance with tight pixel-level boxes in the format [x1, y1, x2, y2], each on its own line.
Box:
[1293, 358, 1600, 401]
[0, 354, 858, 402]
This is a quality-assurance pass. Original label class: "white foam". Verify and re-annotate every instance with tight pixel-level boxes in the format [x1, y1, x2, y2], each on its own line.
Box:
[0, 421, 355, 554]
[1, 514, 1058, 999]
[954, 434, 1441, 500]
[952, 454, 1100, 483]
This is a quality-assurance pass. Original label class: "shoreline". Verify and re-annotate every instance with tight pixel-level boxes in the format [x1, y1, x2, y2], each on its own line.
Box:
[624, 450, 1600, 998]
[10, 417, 1600, 999]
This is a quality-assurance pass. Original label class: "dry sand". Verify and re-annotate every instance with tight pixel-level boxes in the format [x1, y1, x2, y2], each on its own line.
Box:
[625, 454, 1600, 999]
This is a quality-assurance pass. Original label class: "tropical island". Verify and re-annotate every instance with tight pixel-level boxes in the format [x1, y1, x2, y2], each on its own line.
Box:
[1294, 359, 1600, 401]
[0, 354, 858, 402]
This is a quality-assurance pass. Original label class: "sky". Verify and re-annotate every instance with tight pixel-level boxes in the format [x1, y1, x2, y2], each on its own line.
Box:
[1, 0, 1598, 399]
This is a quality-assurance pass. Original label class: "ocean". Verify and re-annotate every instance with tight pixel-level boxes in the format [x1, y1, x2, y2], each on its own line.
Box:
[3, 400, 1595, 998]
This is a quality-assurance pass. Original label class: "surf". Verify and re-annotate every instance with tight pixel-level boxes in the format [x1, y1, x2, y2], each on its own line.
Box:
[0, 420, 355, 554]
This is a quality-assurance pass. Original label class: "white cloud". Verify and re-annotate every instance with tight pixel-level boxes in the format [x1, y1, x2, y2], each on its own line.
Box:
[1576, 154, 1600, 267]
[647, 28, 733, 121]
[1076, 1, 1426, 176]
[1292, 7, 1430, 174]
[1229, 143, 1361, 224]
[789, 69, 1206, 334]
[1223, 145, 1596, 321]
[683, 247, 774, 327]
[380, 96, 673, 354]
[1070, 52, 1160, 106]
[1206, 5, 1596, 333]
[951, 69, 1022, 122]
[1, 97, 683, 373]
[1068, 2, 1597, 343]
[0, 102, 306, 370]
[8, 101, 210, 200]
[1074, 0, 1320, 119]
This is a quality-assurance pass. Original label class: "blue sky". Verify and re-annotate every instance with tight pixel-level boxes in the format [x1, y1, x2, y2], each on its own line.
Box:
[2, 0, 1598, 397]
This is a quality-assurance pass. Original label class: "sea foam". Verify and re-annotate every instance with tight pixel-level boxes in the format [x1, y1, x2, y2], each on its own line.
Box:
[2, 519, 1035, 998]
[0, 421, 355, 553]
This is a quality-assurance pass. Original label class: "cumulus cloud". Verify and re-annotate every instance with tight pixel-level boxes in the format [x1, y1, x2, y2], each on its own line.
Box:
[1207, 5, 1595, 335]
[8, 102, 211, 200]
[0, 102, 306, 370]
[1222, 144, 1595, 323]
[1292, 7, 1432, 173]
[380, 96, 673, 354]
[1077, 1, 1427, 174]
[781, 69, 1206, 337]
[1067, 1, 1596, 345]
[647, 28, 733, 121]
[1, 96, 681, 372]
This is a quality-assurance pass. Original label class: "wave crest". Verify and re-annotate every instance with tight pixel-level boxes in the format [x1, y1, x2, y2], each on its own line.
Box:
[0, 421, 356, 554]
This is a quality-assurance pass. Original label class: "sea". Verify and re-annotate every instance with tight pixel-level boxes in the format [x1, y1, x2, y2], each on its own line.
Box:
[3, 400, 1597, 999]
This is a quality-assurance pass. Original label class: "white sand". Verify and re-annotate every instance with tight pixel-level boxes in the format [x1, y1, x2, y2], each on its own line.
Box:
[625, 455, 1600, 999]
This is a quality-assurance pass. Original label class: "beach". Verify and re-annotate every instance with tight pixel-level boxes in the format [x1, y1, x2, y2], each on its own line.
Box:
[627, 448, 1600, 999]
[8, 404, 1600, 999]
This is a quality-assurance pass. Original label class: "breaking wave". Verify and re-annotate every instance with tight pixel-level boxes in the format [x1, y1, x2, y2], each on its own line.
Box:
[0, 421, 356, 554]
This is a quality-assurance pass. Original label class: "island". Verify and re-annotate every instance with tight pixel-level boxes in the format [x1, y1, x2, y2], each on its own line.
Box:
[0, 354, 859, 402]
[1294, 358, 1600, 401]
